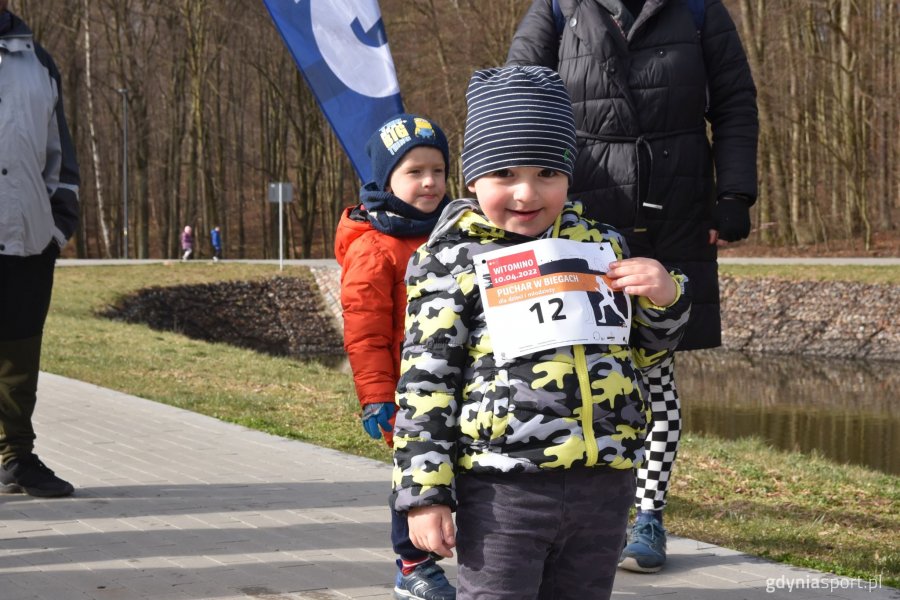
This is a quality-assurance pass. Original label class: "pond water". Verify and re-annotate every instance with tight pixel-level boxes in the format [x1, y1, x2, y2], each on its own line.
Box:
[677, 350, 900, 476]
[310, 350, 900, 476]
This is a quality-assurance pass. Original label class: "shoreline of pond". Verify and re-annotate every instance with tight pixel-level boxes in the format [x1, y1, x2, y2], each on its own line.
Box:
[96, 263, 900, 365]
[312, 266, 900, 362]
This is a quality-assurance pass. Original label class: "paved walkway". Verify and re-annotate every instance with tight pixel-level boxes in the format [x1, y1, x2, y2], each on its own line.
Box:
[1, 375, 897, 600]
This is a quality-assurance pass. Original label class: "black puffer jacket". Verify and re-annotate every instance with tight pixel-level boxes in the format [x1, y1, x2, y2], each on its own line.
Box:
[507, 0, 757, 350]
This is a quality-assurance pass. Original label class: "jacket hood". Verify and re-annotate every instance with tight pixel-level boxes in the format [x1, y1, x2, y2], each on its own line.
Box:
[0, 12, 32, 38]
[334, 205, 375, 266]
[427, 199, 483, 246]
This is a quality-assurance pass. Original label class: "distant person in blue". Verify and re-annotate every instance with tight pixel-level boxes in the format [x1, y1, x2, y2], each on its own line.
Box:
[0, 0, 80, 498]
[210, 226, 222, 261]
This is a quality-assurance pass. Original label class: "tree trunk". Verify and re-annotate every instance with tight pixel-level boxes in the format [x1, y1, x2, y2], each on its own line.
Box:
[81, 0, 112, 257]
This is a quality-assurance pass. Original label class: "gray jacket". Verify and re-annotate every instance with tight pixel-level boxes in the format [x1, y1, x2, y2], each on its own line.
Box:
[0, 13, 80, 257]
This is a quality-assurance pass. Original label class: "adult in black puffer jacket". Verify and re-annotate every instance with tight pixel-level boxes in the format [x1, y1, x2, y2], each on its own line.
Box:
[507, 0, 758, 574]
[507, 0, 757, 350]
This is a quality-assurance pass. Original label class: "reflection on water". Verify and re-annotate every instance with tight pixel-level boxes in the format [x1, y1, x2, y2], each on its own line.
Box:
[678, 350, 900, 475]
[307, 349, 899, 475]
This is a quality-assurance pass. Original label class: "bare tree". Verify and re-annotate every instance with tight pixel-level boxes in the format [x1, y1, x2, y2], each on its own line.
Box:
[17, 0, 898, 258]
[81, 0, 113, 257]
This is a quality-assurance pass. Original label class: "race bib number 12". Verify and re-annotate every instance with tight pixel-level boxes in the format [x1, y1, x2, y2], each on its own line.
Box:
[474, 238, 632, 362]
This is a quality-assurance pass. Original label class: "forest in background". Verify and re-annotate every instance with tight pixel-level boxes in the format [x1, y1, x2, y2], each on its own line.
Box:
[13, 0, 899, 259]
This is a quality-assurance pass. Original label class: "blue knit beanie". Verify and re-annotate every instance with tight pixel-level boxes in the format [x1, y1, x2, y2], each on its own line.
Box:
[365, 114, 450, 191]
[462, 66, 576, 185]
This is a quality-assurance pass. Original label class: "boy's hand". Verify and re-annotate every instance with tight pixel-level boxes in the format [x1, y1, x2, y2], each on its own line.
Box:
[361, 403, 396, 440]
[607, 258, 677, 307]
[408, 505, 456, 558]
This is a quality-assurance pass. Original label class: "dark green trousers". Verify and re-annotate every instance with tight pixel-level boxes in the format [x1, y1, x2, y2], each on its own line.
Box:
[0, 246, 57, 464]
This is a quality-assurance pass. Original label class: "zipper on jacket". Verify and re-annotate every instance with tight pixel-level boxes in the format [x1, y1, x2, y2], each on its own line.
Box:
[552, 212, 599, 465]
[574, 344, 599, 466]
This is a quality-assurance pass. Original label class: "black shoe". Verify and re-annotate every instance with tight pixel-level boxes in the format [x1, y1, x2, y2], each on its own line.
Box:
[0, 455, 74, 497]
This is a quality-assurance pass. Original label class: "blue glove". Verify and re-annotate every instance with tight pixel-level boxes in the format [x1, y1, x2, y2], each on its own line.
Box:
[361, 403, 396, 440]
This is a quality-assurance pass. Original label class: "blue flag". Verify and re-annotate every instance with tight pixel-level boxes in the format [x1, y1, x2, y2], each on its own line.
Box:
[263, 0, 405, 184]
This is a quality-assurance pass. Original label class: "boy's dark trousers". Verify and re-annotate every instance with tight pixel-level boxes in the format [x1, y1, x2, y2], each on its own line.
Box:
[455, 466, 634, 600]
[0, 245, 57, 464]
[391, 505, 430, 564]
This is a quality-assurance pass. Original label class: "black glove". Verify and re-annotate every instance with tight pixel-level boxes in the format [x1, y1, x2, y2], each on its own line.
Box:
[714, 194, 752, 242]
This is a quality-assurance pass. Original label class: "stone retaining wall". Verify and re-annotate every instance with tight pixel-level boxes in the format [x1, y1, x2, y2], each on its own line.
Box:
[313, 266, 900, 362]
[719, 275, 898, 361]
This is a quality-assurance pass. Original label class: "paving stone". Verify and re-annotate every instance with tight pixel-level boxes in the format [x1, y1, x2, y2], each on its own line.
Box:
[0, 373, 894, 600]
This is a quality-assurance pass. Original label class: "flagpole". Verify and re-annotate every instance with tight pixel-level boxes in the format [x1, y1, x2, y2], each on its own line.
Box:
[279, 185, 284, 272]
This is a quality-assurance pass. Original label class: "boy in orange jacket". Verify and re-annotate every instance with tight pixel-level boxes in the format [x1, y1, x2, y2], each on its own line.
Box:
[334, 113, 455, 600]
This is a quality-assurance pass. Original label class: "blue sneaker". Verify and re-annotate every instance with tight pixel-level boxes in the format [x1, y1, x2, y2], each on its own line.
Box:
[619, 514, 667, 573]
[394, 559, 456, 600]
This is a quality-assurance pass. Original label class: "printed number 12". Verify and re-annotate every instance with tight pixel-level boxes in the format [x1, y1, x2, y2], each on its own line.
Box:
[529, 298, 566, 324]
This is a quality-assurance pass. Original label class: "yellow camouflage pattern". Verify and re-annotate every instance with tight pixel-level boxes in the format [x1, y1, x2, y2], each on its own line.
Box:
[391, 199, 691, 512]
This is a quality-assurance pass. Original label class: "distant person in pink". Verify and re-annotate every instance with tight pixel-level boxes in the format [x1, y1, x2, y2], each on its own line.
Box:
[180, 225, 194, 261]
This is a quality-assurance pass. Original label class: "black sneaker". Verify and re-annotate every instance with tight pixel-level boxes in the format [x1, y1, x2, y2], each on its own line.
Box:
[394, 559, 456, 600]
[0, 455, 74, 497]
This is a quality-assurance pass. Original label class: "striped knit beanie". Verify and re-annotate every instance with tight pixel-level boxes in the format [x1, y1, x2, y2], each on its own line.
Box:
[461, 66, 577, 185]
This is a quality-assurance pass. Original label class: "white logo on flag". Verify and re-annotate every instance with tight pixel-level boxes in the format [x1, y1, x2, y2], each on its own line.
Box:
[310, 0, 401, 98]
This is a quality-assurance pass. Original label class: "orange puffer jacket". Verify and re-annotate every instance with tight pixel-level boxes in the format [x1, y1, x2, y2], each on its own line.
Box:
[334, 206, 427, 447]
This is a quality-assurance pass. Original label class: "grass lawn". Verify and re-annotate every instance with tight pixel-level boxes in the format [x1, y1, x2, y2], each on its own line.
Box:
[43, 261, 899, 587]
[721, 263, 900, 284]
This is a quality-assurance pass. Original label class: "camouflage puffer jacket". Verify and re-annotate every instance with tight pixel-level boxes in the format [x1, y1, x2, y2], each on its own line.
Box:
[391, 199, 691, 512]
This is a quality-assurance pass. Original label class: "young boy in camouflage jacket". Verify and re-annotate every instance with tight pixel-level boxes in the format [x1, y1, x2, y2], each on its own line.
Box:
[390, 66, 692, 600]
